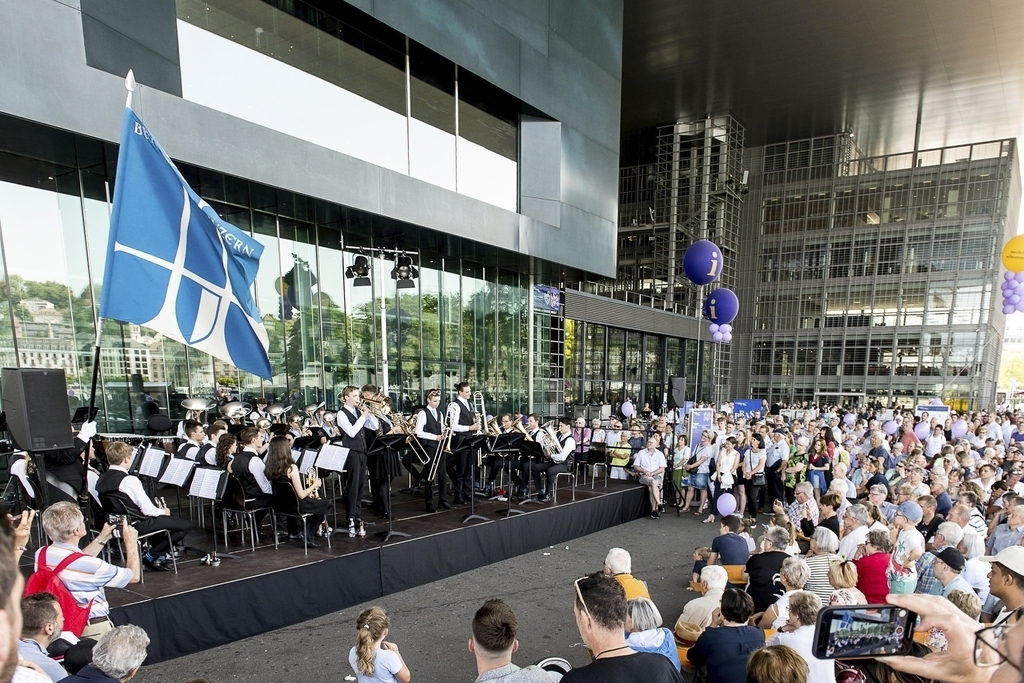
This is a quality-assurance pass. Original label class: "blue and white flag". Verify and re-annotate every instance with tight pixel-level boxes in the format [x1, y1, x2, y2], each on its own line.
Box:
[100, 107, 272, 379]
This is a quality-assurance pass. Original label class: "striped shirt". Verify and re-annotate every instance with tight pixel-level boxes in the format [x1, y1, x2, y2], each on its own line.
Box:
[34, 542, 133, 619]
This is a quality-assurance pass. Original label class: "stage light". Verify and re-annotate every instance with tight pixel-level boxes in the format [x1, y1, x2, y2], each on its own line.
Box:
[390, 254, 418, 289]
[345, 254, 372, 286]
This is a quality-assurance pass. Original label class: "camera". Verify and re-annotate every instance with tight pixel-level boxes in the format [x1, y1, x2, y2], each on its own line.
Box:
[107, 514, 126, 538]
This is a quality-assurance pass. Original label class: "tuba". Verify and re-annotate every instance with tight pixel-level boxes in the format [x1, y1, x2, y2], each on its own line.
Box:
[267, 403, 289, 423]
[182, 397, 217, 423]
[538, 421, 561, 460]
[220, 401, 251, 423]
[303, 402, 326, 429]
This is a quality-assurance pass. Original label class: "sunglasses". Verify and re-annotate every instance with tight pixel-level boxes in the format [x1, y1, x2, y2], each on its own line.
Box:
[573, 576, 590, 614]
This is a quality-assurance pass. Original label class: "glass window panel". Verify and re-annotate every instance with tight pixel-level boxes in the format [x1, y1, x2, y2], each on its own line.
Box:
[585, 324, 605, 380]
[625, 332, 642, 382]
[607, 328, 624, 380]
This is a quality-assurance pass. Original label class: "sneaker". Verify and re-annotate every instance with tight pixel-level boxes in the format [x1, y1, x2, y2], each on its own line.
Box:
[357, 521, 366, 538]
[210, 555, 221, 567]
[348, 519, 357, 538]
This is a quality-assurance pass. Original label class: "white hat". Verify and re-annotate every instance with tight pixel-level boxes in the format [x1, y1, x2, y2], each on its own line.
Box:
[981, 546, 1024, 577]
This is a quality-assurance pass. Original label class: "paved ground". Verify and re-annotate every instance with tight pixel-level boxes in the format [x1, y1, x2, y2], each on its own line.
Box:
[134, 507, 714, 683]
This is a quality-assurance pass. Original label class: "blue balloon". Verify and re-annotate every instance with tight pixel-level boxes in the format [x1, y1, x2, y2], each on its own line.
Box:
[682, 240, 725, 286]
[1016, 271, 1024, 283]
[913, 421, 930, 440]
[704, 288, 740, 325]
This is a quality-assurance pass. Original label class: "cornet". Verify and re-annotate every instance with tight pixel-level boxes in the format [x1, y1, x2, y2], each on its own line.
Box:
[303, 470, 321, 499]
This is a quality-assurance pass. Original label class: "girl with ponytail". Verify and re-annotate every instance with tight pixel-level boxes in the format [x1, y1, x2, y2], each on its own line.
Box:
[347, 606, 411, 683]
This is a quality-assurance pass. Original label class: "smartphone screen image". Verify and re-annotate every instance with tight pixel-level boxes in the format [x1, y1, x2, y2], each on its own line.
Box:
[813, 604, 916, 659]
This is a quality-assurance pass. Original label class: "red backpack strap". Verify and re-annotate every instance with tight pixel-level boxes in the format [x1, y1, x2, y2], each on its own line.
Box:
[52, 549, 88, 574]
[35, 545, 47, 572]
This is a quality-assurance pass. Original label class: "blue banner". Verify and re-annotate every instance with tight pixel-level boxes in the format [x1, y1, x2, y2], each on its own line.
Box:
[688, 408, 714, 451]
[733, 399, 762, 420]
[100, 108, 272, 378]
[533, 285, 561, 313]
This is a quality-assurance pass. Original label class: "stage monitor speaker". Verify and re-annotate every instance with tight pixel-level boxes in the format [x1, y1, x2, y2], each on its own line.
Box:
[1, 368, 74, 451]
[668, 376, 687, 409]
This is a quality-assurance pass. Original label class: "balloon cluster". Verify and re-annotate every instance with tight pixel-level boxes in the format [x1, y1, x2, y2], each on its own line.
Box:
[682, 239, 739, 343]
[1001, 272, 1024, 314]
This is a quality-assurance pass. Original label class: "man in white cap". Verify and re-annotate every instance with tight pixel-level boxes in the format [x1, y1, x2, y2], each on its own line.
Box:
[981, 545, 1024, 624]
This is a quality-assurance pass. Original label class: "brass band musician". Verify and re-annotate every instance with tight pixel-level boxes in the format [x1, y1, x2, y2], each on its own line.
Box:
[414, 389, 449, 512]
[361, 384, 396, 519]
[480, 414, 514, 496]
[248, 397, 269, 424]
[448, 382, 481, 504]
[336, 386, 377, 536]
[510, 414, 541, 499]
[176, 420, 205, 461]
[528, 417, 576, 503]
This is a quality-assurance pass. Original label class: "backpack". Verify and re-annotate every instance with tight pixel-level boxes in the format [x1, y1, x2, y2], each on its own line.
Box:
[24, 546, 94, 637]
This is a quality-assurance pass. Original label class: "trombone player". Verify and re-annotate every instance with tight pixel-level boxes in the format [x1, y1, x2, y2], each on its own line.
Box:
[449, 381, 481, 504]
[337, 385, 378, 536]
[361, 384, 395, 519]
[415, 389, 449, 512]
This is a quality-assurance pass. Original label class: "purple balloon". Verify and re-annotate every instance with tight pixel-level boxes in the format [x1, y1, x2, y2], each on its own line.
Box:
[844, 413, 856, 427]
[704, 288, 740, 325]
[621, 401, 634, 418]
[1016, 301, 1024, 313]
[1006, 271, 1017, 281]
[951, 419, 968, 439]
[1011, 295, 1020, 305]
[1006, 304, 1017, 315]
[682, 240, 725, 286]
[712, 331, 725, 342]
[883, 420, 899, 435]
[722, 332, 732, 343]
[709, 323, 720, 334]
[913, 421, 930, 440]
[720, 324, 733, 333]
[1016, 272, 1024, 283]
[716, 492, 736, 517]
[931, 398, 944, 406]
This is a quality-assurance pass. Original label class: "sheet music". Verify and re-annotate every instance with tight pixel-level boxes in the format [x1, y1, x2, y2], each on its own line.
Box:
[188, 467, 224, 500]
[159, 458, 196, 487]
[298, 448, 318, 474]
[139, 446, 166, 479]
[290, 447, 302, 462]
[315, 444, 349, 473]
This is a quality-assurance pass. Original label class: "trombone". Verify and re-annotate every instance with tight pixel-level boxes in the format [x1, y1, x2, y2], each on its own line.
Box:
[390, 413, 430, 466]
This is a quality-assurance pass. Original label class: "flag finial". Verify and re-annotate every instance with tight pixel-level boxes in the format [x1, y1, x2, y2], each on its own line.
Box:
[125, 70, 136, 108]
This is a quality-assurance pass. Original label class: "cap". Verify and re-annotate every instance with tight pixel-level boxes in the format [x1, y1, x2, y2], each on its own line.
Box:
[774, 428, 787, 434]
[934, 547, 966, 573]
[981, 545, 1024, 577]
[896, 501, 923, 524]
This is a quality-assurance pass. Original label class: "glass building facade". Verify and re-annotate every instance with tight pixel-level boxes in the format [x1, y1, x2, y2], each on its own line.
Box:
[741, 136, 1021, 410]
[0, 114, 552, 431]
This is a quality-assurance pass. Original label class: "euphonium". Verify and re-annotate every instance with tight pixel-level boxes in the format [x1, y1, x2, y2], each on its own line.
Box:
[486, 417, 502, 436]
[511, 420, 533, 441]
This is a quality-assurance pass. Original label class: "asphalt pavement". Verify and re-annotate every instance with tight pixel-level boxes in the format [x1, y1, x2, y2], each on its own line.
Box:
[134, 507, 714, 683]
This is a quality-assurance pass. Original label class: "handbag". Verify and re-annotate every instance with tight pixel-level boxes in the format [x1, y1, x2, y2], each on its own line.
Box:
[751, 471, 766, 486]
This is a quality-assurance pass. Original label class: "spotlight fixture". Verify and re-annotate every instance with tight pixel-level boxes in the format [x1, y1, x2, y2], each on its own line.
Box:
[345, 254, 372, 286]
[391, 254, 419, 289]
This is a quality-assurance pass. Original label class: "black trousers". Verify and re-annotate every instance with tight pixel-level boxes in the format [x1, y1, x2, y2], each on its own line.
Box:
[531, 461, 569, 493]
[766, 463, 784, 509]
[344, 450, 367, 521]
[744, 480, 765, 517]
[134, 514, 191, 556]
[424, 446, 447, 507]
[451, 448, 472, 501]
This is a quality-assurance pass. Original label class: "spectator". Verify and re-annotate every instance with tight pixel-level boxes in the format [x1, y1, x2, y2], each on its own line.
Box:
[981, 546, 1024, 623]
[987, 505, 1024, 555]
[837, 504, 870, 560]
[890, 500, 926, 594]
[18, 592, 68, 682]
[564, 573, 681, 682]
[709, 516, 750, 566]
[766, 591, 832, 683]
[602, 548, 650, 600]
[803, 527, 841, 604]
[852, 529, 893, 604]
[745, 645, 808, 683]
[773, 482, 818, 529]
[690, 547, 711, 584]
[38, 501, 139, 638]
[61, 625, 150, 683]
[959, 531, 991, 602]
[931, 473, 953, 517]
[932, 547, 977, 598]
[348, 606, 410, 683]
[625, 597, 680, 671]
[946, 589, 982, 620]
[754, 556, 810, 630]
[744, 527, 791, 612]
[916, 521, 965, 595]
[687, 589, 764, 683]
[799, 492, 841, 539]
[676, 566, 727, 629]
[828, 559, 866, 605]
[917, 494, 944, 542]
[468, 598, 548, 683]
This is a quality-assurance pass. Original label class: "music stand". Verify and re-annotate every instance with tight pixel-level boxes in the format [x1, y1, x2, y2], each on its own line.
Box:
[518, 441, 547, 506]
[71, 407, 99, 425]
[367, 434, 410, 542]
[313, 444, 350, 534]
[487, 432, 525, 518]
[188, 467, 240, 561]
[460, 434, 489, 524]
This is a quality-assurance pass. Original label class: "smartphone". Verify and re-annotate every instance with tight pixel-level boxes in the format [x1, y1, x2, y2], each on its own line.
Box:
[812, 604, 917, 659]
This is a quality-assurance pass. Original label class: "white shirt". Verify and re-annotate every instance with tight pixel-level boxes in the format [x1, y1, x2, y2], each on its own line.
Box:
[450, 397, 475, 433]
[633, 448, 666, 474]
[337, 406, 377, 438]
[767, 625, 834, 683]
[963, 557, 991, 602]
[838, 524, 869, 560]
[605, 429, 622, 446]
[553, 434, 576, 463]
[414, 407, 443, 440]
[109, 465, 165, 517]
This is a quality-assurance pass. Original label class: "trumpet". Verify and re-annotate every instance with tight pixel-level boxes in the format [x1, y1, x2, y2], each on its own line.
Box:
[303, 469, 321, 499]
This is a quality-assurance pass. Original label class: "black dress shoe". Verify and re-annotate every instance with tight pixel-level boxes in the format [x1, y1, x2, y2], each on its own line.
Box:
[299, 537, 320, 548]
[439, 500, 453, 510]
[143, 558, 171, 572]
[426, 504, 437, 513]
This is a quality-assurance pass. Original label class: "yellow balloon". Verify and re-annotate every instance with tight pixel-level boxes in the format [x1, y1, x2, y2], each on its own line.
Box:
[1003, 235, 1024, 272]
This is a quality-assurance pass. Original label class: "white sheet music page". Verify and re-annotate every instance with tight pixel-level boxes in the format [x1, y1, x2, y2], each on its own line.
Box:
[160, 458, 196, 486]
[315, 444, 349, 472]
[189, 468, 222, 499]
[139, 446, 165, 478]
[298, 448, 318, 474]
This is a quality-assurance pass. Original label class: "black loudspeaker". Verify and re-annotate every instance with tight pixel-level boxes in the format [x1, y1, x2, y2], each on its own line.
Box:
[1, 368, 74, 451]
[668, 377, 687, 409]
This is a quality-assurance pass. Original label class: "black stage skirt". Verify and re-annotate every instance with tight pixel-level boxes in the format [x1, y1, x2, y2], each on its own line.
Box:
[368, 448, 403, 480]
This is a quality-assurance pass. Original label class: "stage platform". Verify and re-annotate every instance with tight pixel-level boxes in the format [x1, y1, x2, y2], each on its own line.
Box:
[101, 479, 649, 663]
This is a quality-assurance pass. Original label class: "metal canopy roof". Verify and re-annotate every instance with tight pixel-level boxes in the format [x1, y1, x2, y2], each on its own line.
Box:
[621, 0, 1024, 157]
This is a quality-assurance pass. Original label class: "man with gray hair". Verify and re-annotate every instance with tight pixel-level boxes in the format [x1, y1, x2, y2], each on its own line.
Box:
[602, 548, 650, 600]
[773, 480, 818, 528]
[915, 521, 964, 595]
[987, 505, 1024, 555]
[838, 504, 870, 560]
[868, 484, 898, 522]
[675, 565, 727, 629]
[62, 624, 150, 682]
